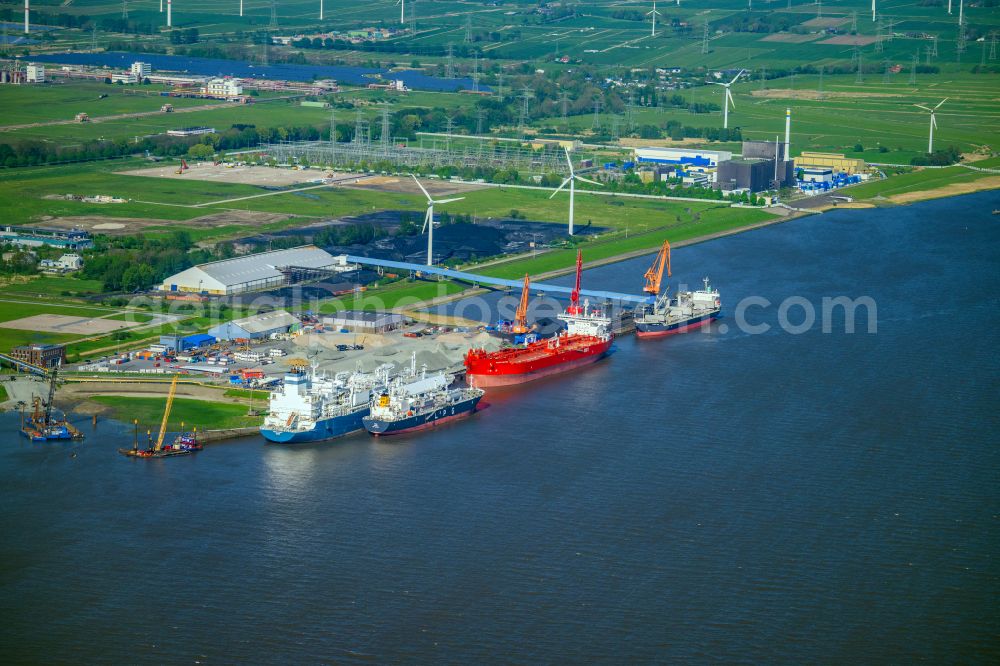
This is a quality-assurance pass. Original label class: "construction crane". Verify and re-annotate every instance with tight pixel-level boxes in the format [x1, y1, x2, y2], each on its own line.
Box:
[643, 240, 672, 295]
[513, 273, 531, 334]
[44, 361, 60, 426]
[154, 375, 180, 452]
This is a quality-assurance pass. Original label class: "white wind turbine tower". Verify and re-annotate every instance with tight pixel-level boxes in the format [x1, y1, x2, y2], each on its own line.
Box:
[647, 1, 661, 37]
[412, 175, 464, 266]
[872, 0, 876, 21]
[712, 69, 744, 129]
[319, 0, 324, 20]
[915, 98, 947, 153]
[396, 0, 405, 25]
[549, 148, 603, 236]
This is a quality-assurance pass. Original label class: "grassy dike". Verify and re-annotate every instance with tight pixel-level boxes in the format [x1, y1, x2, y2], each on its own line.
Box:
[90, 396, 262, 431]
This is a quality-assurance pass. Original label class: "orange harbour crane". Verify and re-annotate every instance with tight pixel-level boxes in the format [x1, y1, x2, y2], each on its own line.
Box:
[643, 240, 672, 296]
[513, 273, 531, 334]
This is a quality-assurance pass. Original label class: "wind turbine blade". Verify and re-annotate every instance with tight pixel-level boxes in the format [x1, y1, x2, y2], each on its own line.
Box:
[914, 104, 933, 112]
[421, 208, 431, 233]
[411, 174, 432, 202]
[710, 81, 726, 86]
[934, 97, 948, 110]
[730, 69, 745, 85]
[550, 177, 572, 198]
[727, 88, 735, 109]
[432, 196, 465, 205]
[931, 115, 937, 129]
[574, 176, 603, 186]
[564, 147, 574, 175]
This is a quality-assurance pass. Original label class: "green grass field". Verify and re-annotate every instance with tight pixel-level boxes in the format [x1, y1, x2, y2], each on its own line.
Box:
[845, 165, 997, 200]
[0, 81, 226, 127]
[0, 275, 106, 299]
[0, 300, 121, 324]
[91, 395, 261, 430]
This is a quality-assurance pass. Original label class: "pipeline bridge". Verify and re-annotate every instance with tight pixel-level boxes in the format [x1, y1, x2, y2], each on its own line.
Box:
[341, 256, 653, 305]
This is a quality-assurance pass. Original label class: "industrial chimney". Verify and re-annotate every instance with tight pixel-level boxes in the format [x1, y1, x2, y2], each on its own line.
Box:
[784, 108, 791, 163]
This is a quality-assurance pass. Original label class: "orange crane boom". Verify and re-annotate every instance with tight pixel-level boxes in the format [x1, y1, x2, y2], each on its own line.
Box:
[513, 273, 531, 334]
[154, 375, 180, 452]
[643, 240, 671, 295]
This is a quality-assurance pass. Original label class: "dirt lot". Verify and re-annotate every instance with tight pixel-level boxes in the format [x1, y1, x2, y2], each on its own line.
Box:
[37, 210, 291, 235]
[801, 17, 850, 28]
[121, 162, 486, 198]
[119, 163, 331, 186]
[760, 33, 822, 43]
[0, 314, 138, 335]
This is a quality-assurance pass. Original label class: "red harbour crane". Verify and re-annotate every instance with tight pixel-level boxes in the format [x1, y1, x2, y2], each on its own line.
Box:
[566, 249, 584, 315]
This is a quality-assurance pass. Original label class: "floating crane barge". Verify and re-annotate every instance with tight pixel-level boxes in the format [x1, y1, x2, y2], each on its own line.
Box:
[119, 375, 202, 458]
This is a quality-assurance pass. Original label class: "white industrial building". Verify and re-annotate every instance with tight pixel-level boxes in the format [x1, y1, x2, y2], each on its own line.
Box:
[25, 64, 45, 83]
[39, 253, 83, 272]
[203, 77, 243, 98]
[633, 147, 733, 168]
[801, 167, 834, 184]
[160, 246, 353, 295]
[111, 72, 138, 84]
[209, 310, 299, 341]
[130, 61, 151, 79]
[324, 310, 405, 333]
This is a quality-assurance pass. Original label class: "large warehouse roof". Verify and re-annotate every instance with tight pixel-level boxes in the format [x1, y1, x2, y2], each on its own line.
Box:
[195, 246, 337, 286]
[231, 310, 298, 334]
[161, 246, 345, 295]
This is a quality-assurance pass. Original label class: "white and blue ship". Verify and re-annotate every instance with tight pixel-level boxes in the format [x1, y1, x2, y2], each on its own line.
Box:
[260, 365, 393, 444]
[362, 372, 484, 436]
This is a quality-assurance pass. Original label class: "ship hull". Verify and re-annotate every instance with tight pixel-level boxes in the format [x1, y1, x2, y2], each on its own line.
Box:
[261, 406, 370, 444]
[363, 394, 482, 436]
[466, 337, 612, 387]
[635, 312, 718, 338]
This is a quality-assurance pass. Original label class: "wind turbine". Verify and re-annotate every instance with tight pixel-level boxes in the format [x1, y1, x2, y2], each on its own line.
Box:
[872, 0, 876, 21]
[712, 69, 744, 129]
[549, 148, 603, 236]
[396, 0, 405, 25]
[915, 98, 947, 153]
[412, 175, 464, 266]
[647, 1, 661, 37]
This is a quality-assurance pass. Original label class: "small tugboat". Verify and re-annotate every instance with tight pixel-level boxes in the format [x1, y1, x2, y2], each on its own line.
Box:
[362, 372, 484, 436]
[119, 375, 202, 458]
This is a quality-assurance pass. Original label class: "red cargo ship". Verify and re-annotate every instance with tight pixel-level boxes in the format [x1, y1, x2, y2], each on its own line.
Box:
[464, 251, 613, 387]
